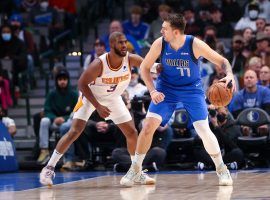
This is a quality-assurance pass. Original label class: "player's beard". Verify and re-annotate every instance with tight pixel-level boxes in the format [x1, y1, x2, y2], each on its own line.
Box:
[114, 46, 127, 57]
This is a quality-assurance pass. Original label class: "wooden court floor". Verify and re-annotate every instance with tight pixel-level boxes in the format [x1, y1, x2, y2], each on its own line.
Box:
[0, 170, 270, 200]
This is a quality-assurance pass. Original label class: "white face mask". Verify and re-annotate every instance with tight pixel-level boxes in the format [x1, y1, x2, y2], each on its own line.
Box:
[40, 1, 49, 10]
[249, 10, 259, 20]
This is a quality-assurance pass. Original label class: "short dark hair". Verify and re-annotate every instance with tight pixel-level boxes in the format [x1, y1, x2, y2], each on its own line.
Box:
[109, 32, 125, 45]
[164, 13, 186, 33]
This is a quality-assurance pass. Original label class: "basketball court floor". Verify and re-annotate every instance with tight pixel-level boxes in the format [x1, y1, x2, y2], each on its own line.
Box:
[0, 170, 270, 200]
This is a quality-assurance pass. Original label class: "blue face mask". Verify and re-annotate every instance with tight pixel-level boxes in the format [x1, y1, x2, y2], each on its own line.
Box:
[2, 33, 11, 41]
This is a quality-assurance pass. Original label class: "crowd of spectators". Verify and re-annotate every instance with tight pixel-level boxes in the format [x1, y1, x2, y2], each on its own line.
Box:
[1, 0, 270, 171]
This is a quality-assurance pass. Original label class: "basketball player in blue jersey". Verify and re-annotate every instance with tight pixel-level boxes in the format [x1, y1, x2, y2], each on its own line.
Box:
[121, 13, 236, 187]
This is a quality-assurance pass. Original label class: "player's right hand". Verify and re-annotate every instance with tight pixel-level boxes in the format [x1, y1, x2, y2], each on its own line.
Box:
[96, 104, 111, 118]
[150, 90, 165, 104]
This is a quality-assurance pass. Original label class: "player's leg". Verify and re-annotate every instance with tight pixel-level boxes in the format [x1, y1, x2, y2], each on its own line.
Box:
[120, 101, 176, 186]
[40, 96, 95, 186]
[117, 120, 137, 160]
[183, 96, 232, 185]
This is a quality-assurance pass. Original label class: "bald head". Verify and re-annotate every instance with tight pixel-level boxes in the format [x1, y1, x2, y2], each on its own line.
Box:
[244, 69, 258, 89]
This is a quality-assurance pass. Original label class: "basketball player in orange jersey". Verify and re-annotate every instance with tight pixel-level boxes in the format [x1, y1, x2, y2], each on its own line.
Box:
[40, 32, 156, 186]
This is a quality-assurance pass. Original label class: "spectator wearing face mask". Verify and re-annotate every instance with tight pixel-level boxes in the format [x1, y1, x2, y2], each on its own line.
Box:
[235, 2, 260, 31]
[0, 24, 28, 97]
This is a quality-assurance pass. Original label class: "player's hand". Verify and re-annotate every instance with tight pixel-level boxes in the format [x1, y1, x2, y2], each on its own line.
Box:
[150, 90, 165, 104]
[96, 104, 111, 119]
[219, 73, 236, 92]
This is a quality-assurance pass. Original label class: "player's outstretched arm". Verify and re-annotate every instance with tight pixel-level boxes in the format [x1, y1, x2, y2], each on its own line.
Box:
[193, 38, 236, 92]
[78, 58, 111, 118]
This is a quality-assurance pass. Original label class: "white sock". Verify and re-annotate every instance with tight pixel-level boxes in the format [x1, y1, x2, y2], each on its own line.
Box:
[133, 152, 145, 168]
[130, 155, 135, 162]
[47, 150, 63, 168]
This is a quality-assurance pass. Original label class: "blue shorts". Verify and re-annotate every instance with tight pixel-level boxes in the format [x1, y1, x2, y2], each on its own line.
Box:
[148, 88, 208, 126]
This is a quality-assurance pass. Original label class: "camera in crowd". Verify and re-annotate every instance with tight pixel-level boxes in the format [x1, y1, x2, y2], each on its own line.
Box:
[131, 94, 151, 112]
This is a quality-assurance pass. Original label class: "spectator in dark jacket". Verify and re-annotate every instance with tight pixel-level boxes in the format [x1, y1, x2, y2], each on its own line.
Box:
[0, 24, 28, 92]
[37, 68, 78, 164]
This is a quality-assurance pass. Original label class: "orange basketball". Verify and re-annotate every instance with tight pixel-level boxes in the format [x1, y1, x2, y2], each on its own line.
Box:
[207, 81, 233, 107]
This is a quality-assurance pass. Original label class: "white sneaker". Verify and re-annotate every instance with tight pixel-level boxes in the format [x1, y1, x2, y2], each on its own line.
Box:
[39, 166, 55, 187]
[134, 170, 156, 185]
[120, 164, 141, 187]
[216, 164, 233, 186]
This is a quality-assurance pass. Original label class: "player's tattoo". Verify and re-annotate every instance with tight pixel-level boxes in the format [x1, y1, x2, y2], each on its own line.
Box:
[221, 59, 233, 75]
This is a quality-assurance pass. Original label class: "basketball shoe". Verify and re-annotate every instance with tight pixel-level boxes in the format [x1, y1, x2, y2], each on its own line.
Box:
[120, 164, 156, 187]
[40, 166, 55, 187]
[134, 170, 156, 185]
[216, 164, 233, 186]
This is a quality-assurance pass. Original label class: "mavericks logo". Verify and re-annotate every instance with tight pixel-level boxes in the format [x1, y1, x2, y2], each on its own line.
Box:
[0, 137, 14, 160]
[247, 111, 259, 123]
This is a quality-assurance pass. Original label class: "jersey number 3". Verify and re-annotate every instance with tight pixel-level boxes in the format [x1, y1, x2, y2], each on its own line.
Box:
[107, 85, 117, 92]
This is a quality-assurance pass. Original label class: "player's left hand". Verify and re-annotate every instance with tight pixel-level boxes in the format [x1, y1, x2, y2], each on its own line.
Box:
[219, 73, 236, 92]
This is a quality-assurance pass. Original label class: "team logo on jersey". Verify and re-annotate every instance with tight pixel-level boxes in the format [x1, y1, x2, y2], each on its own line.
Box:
[123, 66, 128, 72]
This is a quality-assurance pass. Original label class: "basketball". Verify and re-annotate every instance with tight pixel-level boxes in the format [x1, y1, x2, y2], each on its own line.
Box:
[207, 81, 233, 107]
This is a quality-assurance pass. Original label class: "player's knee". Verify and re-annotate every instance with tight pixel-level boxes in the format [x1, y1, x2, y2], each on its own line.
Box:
[141, 123, 156, 137]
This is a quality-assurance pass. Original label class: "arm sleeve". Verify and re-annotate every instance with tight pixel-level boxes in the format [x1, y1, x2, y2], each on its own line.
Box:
[44, 93, 57, 121]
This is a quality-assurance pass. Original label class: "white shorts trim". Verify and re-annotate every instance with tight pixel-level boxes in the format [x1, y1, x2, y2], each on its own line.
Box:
[146, 112, 162, 122]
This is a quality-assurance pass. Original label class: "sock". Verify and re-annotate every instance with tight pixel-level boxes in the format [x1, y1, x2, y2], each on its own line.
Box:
[133, 152, 145, 168]
[47, 150, 63, 168]
[130, 155, 135, 163]
[210, 152, 224, 169]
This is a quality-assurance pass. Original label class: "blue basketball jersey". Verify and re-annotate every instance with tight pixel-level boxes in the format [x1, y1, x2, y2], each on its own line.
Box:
[148, 35, 208, 125]
[159, 35, 201, 89]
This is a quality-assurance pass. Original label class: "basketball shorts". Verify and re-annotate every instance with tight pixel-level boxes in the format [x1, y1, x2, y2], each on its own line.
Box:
[73, 95, 132, 124]
[147, 92, 208, 126]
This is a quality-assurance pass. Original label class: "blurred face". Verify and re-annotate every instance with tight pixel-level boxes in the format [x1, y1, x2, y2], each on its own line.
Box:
[264, 26, 270, 35]
[184, 10, 194, 22]
[244, 70, 258, 88]
[232, 40, 243, 51]
[249, 59, 262, 74]
[210, 11, 222, 23]
[112, 35, 127, 57]
[161, 21, 176, 42]
[109, 21, 123, 33]
[204, 29, 216, 39]
[2, 26, 11, 34]
[256, 18, 266, 32]
[159, 10, 169, 21]
[131, 13, 141, 24]
[256, 39, 269, 51]
[259, 66, 270, 81]
[217, 107, 228, 115]
[94, 40, 106, 56]
[243, 28, 253, 41]
[57, 77, 68, 88]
